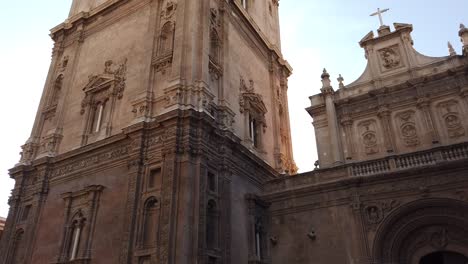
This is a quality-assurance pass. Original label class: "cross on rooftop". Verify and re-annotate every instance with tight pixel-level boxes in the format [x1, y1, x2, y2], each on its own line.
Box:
[370, 8, 390, 27]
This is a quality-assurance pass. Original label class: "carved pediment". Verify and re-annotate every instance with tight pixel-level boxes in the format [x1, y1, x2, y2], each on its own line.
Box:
[81, 59, 127, 114]
[240, 92, 267, 114]
[239, 77, 267, 115]
[83, 74, 115, 93]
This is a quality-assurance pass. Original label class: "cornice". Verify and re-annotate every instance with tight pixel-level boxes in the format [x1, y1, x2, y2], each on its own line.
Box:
[262, 158, 468, 203]
[229, 0, 292, 74]
[50, 0, 134, 40]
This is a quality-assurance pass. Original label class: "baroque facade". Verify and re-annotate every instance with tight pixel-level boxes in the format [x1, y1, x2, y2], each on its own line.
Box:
[0, 1, 468, 264]
[264, 23, 468, 264]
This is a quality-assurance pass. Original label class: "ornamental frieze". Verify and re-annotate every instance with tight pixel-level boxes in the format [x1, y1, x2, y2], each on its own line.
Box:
[50, 146, 130, 178]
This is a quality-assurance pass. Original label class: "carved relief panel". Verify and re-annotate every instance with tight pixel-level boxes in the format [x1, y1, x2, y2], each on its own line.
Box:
[436, 100, 466, 139]
[362, 200, 400, 229]
[378, 45, 403, 72]
[395, 110, 420, 147]
[358, 120, 380, 156]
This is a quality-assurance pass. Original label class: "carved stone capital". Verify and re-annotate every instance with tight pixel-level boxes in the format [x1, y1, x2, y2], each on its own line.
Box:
[416, 97, 431, 109]
[340, 115, 354, 126]
[377, 106, 391, 118]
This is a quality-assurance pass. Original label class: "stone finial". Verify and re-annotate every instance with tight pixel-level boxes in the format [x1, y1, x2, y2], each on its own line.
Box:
[321, 69, 332, 92]
[337, 74, 345, 89]
[459, 23, 468, 56]
[448, 42, 457, 56]
[321, 68, 330, 79]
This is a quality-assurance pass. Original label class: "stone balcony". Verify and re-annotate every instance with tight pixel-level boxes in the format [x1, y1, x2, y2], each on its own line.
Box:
[264, 142, 468, 194]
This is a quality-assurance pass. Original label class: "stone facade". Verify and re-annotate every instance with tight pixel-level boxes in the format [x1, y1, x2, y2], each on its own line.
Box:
[264, 24, 468, 264]
[1, 1, 468, 264]
[0, 0, 294, 263]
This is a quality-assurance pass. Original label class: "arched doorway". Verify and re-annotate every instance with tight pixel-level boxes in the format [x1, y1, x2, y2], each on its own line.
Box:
[372, 199, 468, 264]
[420, 251, 468, 264]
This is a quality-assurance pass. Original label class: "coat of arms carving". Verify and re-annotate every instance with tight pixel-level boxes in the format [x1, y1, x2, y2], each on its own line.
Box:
[379, 46, 401, 70]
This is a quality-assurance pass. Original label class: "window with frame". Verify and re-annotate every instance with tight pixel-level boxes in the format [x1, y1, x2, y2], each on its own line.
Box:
[147, 168, 161, 190]
[239, 78, 268, 151]
[159, 22, 175, 56]
[246, 195, 269, 263]
[249, 114, 260, 148]
[141, 197, 159, 248]
[207, 172, 217, 193]
[58, 185, 104, 263]
[68, 213, 85, 261]
[91, 101, 107, 133]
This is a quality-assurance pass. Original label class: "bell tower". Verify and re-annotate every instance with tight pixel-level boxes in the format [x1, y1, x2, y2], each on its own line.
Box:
[1, 0, 295, 264]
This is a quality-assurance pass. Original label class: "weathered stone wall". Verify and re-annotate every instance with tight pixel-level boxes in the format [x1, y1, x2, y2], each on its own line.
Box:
[263, 160, 468, 264]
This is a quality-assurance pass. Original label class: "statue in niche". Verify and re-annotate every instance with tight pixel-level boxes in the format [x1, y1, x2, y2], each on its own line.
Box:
[365, 205, 383, 224]
[445, 114, 465, 138]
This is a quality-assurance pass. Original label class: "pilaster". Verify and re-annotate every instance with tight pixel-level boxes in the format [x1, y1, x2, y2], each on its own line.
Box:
[377, 106, 396, 153]
[417, 97, 440, 144]
[341, 116, 355, 160]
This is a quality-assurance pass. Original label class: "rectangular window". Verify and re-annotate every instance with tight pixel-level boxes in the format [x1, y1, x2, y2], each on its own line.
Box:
[148, 168, 161, 190]
[208, 172, 216, 192]
[21, 205, 31, 222]
[249, 114, 258, 148]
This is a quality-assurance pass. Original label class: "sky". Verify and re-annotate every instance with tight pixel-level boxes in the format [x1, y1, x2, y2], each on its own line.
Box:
[0, 0, 466, 217]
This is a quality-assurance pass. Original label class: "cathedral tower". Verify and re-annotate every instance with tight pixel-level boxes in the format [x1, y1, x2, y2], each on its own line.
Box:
[0, 0, 295, 263]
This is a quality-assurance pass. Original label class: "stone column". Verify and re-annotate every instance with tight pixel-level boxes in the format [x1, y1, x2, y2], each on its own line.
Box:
[341, 116, 355, 160]
[321, 69, 344, 165]
[377, 106, 396, 153]
[417, 97, 440, 144]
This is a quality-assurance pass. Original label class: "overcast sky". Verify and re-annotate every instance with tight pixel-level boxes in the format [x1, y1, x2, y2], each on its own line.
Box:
[0, 0, 466, 217]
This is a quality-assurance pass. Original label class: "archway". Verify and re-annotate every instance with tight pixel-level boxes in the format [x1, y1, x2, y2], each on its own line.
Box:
[419, 251, 468, 264]
[372, 199, 468, 264]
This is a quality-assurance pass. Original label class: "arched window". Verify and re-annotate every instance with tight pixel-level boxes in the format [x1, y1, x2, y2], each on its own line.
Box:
[9, 229, 25, 264]
[209, 29, 220, 63]
[67, 211, 86, 261]
[206, 200, 219, 249]
[158, 22, 175, 56]
[142, 197, 159, 247]
[50, 75, 63, 106]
